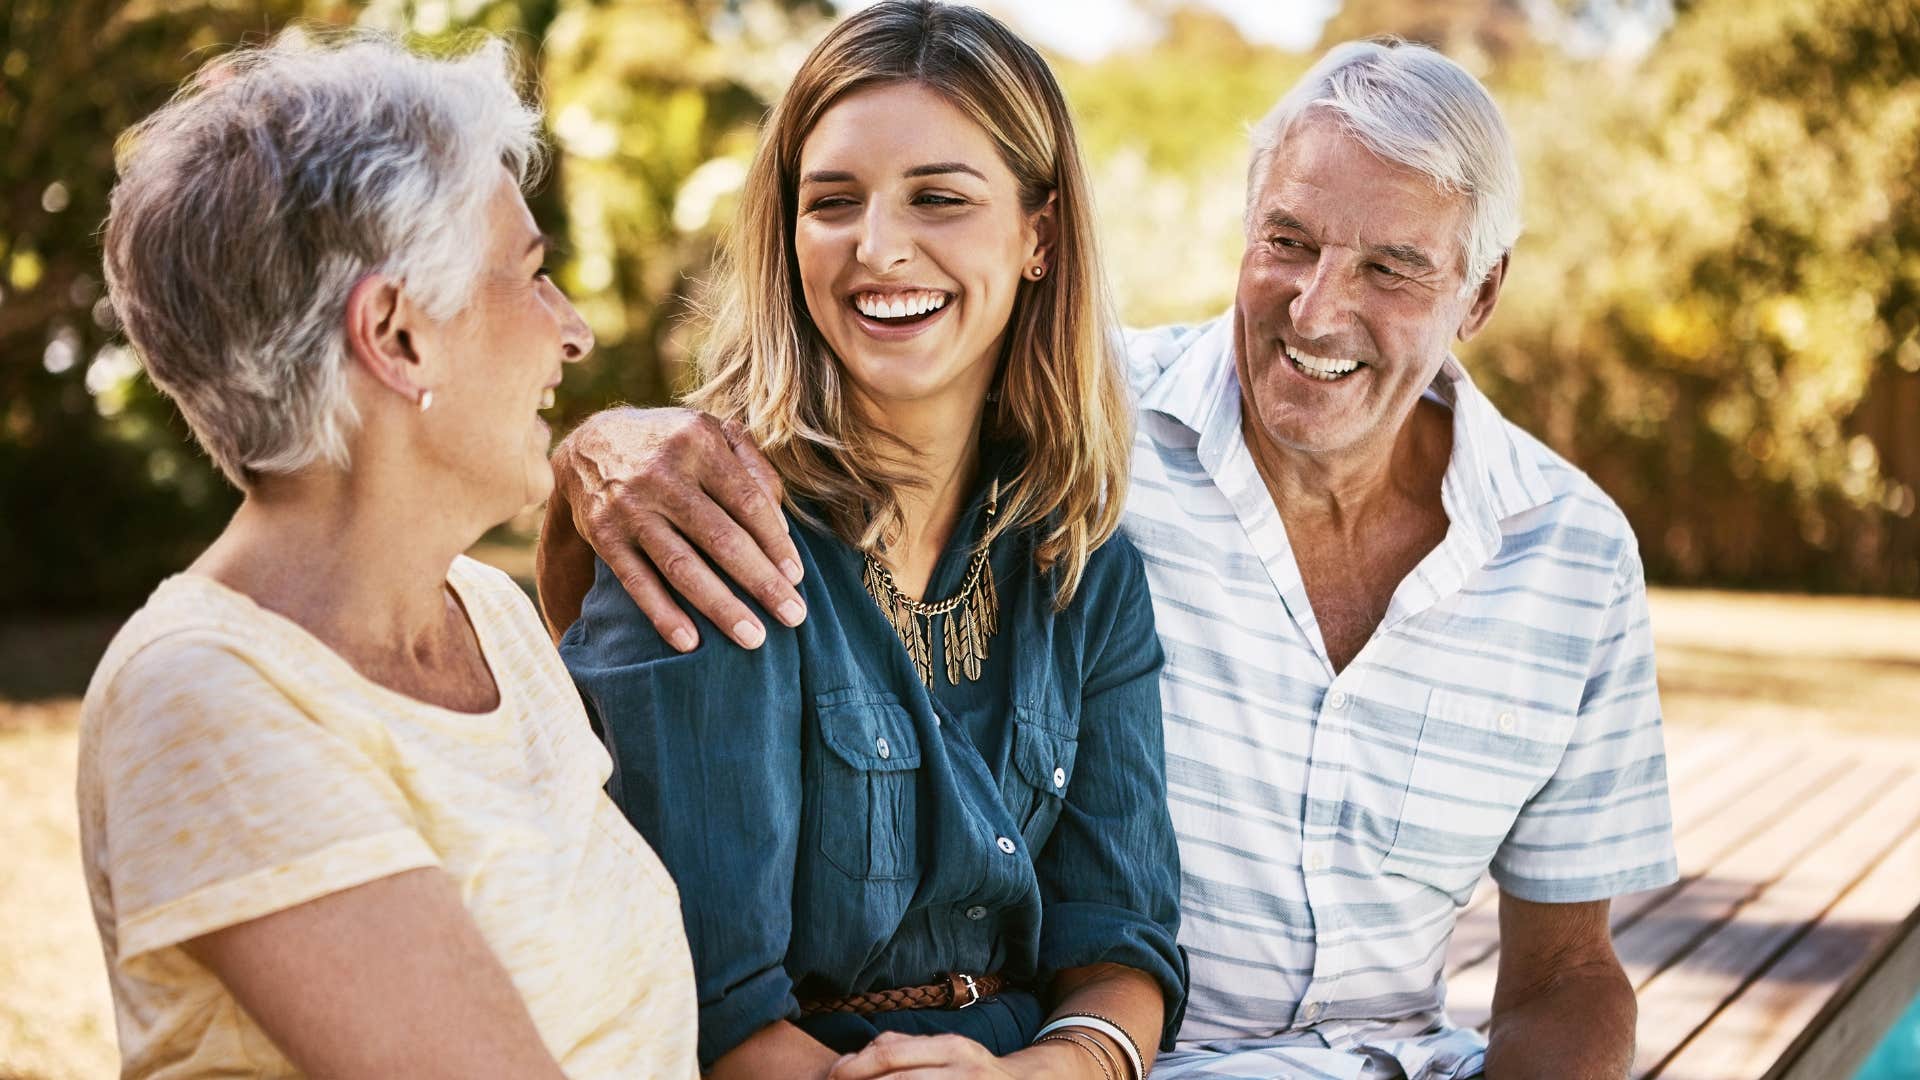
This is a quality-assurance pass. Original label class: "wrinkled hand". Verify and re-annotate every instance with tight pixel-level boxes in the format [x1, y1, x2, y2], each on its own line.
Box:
[825, 1032, 1075, 1080]
[551, 406, 805, 650]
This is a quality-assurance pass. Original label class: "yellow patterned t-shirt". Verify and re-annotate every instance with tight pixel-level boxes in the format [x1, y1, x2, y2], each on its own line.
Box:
[77, 556, 699, 1079]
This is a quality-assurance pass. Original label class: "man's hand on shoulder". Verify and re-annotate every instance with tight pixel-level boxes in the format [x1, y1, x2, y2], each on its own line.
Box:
[537, 406, 806, 650]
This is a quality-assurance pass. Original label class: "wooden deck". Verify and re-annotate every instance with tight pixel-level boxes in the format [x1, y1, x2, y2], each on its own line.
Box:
[1444, 726, 1920, 1079]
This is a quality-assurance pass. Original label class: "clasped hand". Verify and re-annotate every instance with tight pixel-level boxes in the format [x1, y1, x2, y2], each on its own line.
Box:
[825, 1030, 1090, 1080]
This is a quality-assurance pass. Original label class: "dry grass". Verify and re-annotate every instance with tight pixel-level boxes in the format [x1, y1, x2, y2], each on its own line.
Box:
[3, 585, 1916, 1076]
[0, 709, 116, 1080]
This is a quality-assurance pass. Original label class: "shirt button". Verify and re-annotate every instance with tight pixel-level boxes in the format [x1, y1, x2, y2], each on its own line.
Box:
[966, 905, 988, 921]
[1307, 853, 1328, 872]
[1497, 712, 1516, 733]
[1327, 690, 1349, 710]
[876, 736, 891, 759]
[996, 836, 1017, 855]
[1052, 767, 1067, 789]
[1302, 1001, 1325, 1022]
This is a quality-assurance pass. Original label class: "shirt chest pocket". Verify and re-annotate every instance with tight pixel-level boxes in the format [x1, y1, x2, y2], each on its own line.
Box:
[1005, 708, 1079, 849]
[1381, 688, 1574, 902]
[815, 694, 923, 881]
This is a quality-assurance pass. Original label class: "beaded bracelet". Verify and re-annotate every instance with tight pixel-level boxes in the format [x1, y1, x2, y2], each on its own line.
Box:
[1033, 1013, 1145, 1080]
[1036, 1031, 1115, 1080]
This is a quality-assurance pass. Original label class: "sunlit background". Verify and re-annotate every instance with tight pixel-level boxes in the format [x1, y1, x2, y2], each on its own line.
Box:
[3, 1, 1919, 1076]
[3, 0, 1915, 615]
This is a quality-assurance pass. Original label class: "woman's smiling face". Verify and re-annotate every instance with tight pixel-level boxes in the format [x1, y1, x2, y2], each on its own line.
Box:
[793, 80, 1049, 426]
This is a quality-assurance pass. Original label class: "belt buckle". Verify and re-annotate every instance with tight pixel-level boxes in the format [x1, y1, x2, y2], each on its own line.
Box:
[952, 972, 981, 1009]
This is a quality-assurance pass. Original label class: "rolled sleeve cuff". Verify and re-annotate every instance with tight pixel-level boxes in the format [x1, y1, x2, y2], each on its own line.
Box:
[1037, 899, 1189, 1050]
[696, 964, 801, 1069]
[117, 828, 439, 962]
[1492, 855, 1681, 904]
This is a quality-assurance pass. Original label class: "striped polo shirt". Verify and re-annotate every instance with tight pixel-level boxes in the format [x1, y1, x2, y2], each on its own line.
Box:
[1121, 315, 1679, 1080]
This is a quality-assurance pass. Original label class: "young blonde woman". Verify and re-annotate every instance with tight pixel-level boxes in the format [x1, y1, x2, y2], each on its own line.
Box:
[551, 3, 1183, 1079]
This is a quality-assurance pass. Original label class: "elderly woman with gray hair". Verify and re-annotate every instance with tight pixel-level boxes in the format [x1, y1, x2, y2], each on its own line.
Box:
[78, 31, 698, 1079]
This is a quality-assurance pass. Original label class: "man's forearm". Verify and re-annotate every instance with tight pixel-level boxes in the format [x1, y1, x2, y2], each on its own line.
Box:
[1484, 960, 1636, 1080]
[535, 472, 597, 642]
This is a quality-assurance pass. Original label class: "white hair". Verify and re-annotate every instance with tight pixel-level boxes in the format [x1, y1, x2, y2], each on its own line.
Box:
[103, 28, 545, 488]
[1246, 39, 1522, 293]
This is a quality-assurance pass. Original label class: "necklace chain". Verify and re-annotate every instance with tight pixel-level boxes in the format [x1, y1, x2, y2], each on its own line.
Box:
[861, 481, 1001, 688]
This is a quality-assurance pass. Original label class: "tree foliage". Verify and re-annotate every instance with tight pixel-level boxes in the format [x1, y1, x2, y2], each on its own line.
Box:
[2, 0, 1914, 609]
[0, 0, 828, 611]
[1478, 0, 1920, 591]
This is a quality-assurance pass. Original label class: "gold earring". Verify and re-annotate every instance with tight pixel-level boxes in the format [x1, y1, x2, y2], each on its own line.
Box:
[417, 390, 433, 413]
[1028, 265, 1046, 279]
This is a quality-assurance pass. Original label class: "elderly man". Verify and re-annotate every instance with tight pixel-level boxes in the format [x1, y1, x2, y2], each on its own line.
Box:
[540, 39, 1677, 1080]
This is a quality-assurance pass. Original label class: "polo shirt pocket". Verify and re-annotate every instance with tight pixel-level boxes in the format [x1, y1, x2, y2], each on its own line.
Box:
[816, 692, 923, 881]
[1381, 688, 1574, 902]
[1008, 708, 1078, 849]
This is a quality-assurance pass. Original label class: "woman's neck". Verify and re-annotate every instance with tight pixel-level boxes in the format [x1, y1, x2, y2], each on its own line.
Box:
[191, 461, 489, 660]
[866, 391, 988, 600]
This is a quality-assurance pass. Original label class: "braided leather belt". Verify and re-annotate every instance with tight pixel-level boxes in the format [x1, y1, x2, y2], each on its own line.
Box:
[797, 971, 1012, 1017]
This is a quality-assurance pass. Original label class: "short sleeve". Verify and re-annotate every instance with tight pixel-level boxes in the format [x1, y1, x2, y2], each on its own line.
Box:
[1033, 539, 1189, 1047]
[1491, 547, 1681, 902]
[94, 639, 438, 961]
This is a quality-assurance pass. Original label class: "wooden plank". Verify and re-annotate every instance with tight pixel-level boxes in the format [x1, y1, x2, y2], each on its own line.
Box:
[1443, 740, 1839, 986]
[1612, 737, 1835, 930]
[1631, 766, 1920, 1076]
[1649, 801, 1920, 1079]
[1445, 753, 1890, 1030]
[1773, 909, 1920, 1080]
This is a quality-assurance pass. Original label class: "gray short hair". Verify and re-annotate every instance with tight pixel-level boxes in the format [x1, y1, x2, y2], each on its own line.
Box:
[103, 29, 544, 488]
[1246, 39, 1522, 293]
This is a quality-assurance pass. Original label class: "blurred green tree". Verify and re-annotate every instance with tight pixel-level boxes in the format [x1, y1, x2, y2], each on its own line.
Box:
[0, 0, 828, 612]
[1476, 0, 1920, 592]
[3, 0, 317, 611]
[4, 0, 1915, 610]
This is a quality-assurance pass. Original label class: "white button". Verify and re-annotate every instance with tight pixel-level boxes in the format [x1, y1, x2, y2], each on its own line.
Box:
[876, 736, 891, 759]
[1497, 712, 1516, 733]
[996, 836, 1017, 855]
[966, 905, 988, 921]
[1327, 690, 1349, 710]
[1307, 853, 1328, 872]
[1302, 1001, 1324, 1022]
[1052, 767, 1067, 788]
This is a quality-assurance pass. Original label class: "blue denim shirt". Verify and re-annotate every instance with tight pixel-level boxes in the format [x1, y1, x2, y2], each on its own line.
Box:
[561, 474, 1186, 1068]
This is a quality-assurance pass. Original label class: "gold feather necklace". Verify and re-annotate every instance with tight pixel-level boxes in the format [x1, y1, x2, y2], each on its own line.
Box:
[860, 479, 1000, 689]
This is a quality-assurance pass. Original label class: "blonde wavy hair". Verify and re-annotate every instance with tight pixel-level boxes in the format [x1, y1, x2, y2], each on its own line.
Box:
[687, 0, 1131, 610]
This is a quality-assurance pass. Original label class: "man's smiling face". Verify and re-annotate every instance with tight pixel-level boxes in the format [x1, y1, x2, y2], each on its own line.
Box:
[1235, 110, 1503, 459]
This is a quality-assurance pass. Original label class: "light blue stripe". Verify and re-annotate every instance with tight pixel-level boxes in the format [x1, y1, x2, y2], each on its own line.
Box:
[1122, 318, 1676, 1063]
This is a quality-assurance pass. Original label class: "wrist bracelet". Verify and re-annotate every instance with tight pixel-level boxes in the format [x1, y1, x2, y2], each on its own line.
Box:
[1034, 1014, 1144, 1080]
[1036, 1032, 1114, 1080]
[1057, 1028, 1122, 1080]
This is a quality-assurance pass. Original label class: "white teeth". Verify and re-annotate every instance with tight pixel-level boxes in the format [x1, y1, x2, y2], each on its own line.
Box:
[854, 290, 949, 320]
[539, 387, 555, 410]
[1284, 343, 1361, 380]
